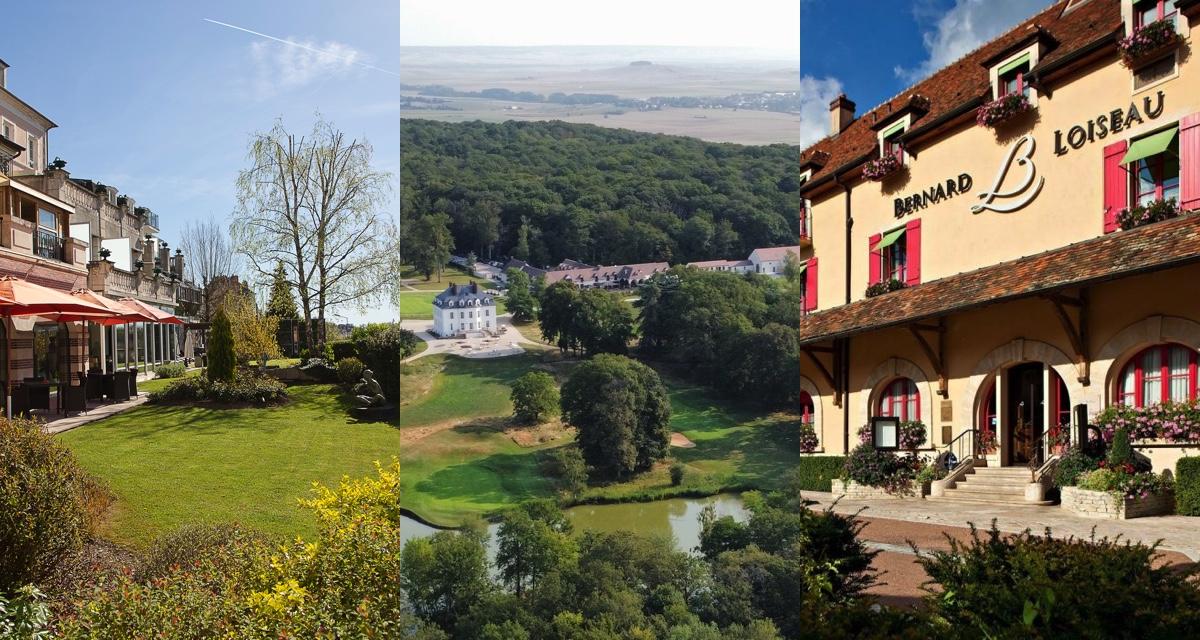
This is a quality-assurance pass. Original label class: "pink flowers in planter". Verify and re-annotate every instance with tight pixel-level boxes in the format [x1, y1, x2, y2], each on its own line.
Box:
[976, 93, 1032, 128]
[1096, 401, 1200, 444]
[1117, 199, 1183, 231]
[863, 153, 902, 182]
[1119, 19, 1181, 68]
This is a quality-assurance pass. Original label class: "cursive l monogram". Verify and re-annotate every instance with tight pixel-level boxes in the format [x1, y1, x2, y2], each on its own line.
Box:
[972, 134, 1044, 214]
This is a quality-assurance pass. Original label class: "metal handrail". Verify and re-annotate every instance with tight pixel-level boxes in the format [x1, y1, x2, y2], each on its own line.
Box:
[945, 428, 978, 472]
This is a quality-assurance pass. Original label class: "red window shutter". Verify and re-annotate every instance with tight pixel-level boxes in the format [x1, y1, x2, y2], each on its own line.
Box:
[1103, 140, 1129, 233]
[804, 258, 818, 312]
[1181, 112, 1200, 211]
[868, 233, 882, 285]
[904, 219, 921, 286]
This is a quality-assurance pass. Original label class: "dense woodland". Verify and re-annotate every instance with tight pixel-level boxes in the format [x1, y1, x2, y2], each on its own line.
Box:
[400, 120, 801, 267]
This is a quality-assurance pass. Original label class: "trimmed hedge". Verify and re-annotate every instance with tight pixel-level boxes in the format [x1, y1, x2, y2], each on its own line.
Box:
[148, 374, 288, 406]
[330, 340, 357, 362]
[1178, 456, 1200, 516]
[792, 456, 847, 492]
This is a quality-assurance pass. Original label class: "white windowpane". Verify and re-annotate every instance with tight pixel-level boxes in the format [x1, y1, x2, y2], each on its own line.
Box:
[1142, 348, 1162, 404]
[1169, 346, 1191, 402]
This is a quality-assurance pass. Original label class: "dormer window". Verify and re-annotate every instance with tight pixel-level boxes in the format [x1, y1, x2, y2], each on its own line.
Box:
[881, 122, 905, 162]
[1135, 0, 1177, 29]
[998, 56, 1031, 98]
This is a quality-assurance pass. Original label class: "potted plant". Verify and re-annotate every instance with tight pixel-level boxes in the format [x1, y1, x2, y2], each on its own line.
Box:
[863, 153, 902, 182]
[1060, 427, 1174, 519]
[98, 247, 112, 260]
[1117, 198, 1184, 230]
[799, 422, 819, 453]
[134, 260, 144, 270]
[48, 157, 67, 170]
[865, 279, 906, 298]
[976, 93, 1032, 128]
[1118, 19, 1182, 68]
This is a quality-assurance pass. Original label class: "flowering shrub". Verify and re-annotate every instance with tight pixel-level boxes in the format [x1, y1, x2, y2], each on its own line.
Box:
[899, 421, 927, 451]
[1095, 400, 1200, 444]
[799, 422, 819, 453]
[915, 462, 946, 485]
[1117, 198, 1183, 230]
[978, 425, 998, 454]
[865, 279, 906, 298]
[149, 373, 288, 406]
[1078, 467, 1172, 500]
[843, 444, 922, 494]
[862, 153, 902, 181]
[976, 93, 1032, 128]
[1118, 19, 1181, 67]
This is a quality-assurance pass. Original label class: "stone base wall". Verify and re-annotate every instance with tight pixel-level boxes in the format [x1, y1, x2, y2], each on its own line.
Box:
[1060, 486, 1175, 520]
[831, 479, 915, 500]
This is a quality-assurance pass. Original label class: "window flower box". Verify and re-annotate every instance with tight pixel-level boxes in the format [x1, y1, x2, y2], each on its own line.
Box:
[1095, 399, 1200, 444]
[863, 153, 902, 182]
[1119, 19, 1181, 68]
[1117, 199, 1184, 231]
[865, 278, 906, 298]
[976, 93, 1032, 128]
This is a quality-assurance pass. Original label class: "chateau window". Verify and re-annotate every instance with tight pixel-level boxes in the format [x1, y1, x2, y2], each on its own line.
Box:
[27, 135, 37, 170]
[1134, 0, 1177, 28]
[877, 378, 919, 421]
[868, 219, 921, 288]
[1119, 344, 1198, 407]
[882, 126, 904, 163]
[1128, 128, 1180, 207]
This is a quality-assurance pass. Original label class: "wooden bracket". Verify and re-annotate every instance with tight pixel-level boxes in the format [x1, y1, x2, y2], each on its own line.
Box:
[909, 318, 948, 397]
[803, 347, 840, 407]
[1046, 289, 1090, 384]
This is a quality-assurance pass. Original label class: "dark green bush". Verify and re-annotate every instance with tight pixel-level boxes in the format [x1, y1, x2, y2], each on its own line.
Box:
[0, 417, 104, 592]
[298, 357, 338, 383]
[1052, 445, 1102, 488]
[154, 362, 186, 379]
[149, 375, 287, 406]
[1177, 456, 1200, 516]
[791, 456, 846, 492]
[330, 340, 357, 361]
[336, 357, 365, 386]
[207, 307, 236, 383]
[669, 461, 685, 486]
[917, 524, 1200, 638]
[353, 324, 414, 403]
[1107, 426, 1133, 467]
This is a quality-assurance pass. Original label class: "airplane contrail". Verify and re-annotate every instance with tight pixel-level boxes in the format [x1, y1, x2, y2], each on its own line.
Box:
[204, 18, 400, 77]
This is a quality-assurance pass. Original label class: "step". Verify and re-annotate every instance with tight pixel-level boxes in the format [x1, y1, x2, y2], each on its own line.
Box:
[929, 493, 1056, 507]
[970, 467, 1035, 475]
[951, 483, 1027, 496]
[958, 475, 1033, 487]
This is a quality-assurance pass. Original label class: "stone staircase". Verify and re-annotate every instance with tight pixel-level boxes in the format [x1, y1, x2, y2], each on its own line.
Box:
[929, 464, 1056, 506]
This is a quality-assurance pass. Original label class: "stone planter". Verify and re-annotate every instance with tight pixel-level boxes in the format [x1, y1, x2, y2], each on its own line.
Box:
[831, 479, 916, 500]
[1060, 486, 1175, 520]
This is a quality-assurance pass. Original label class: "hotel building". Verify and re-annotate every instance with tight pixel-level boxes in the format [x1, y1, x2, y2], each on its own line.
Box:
[798, 0, 1200, 483]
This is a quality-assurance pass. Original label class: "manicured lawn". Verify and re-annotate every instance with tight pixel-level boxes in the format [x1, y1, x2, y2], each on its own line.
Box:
[58, 384, 399, 547]
[400, 264, 494, 291]
[399, 291, 507, 320]
[398, 352, 797, 527]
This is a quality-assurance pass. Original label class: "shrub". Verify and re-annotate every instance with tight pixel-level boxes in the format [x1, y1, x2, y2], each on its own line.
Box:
[791, 456, 846, 492]
[798, 423, 818, 453]
[139, 523, 263, 581]
[330, 340, 357, 361]
[915, 463, 946, 486]
[154, 362, 186, 379]
[669, 461, 685, 486]
[0, 417, 102, 592]
[1051, 445, 1103, 488]
[542, 446, 588, 497]
[298, 357, 338, 383]
[510, 371, 560, 424]
[1106, 426, 1133, 467]
[207, 307, 236, 382]
[843, 444, 920, 494]
[336, 356, 365, 386]
[1177, 457, 1200, 516]
[917, 524, 1200, 638]
[148, 374, 287, 406]
[0, 585, 50, 639]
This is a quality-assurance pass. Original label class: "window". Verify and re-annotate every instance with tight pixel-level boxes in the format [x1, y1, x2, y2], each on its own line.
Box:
[1, 121, 10, 140]
[800, 391, 815, 427]
[26, 135, 37, 170]
[1050, 370, 1071, 428]
[1118, 344, 1199, 407]
[1135, 0, 1177, 28]
[34, 208, 59, 260]
[980, 380, 997, 431]
[877, 378, 920, 421]
[883, 129, 903, 163]
[999, 63, 1030, 98]
[1130, 130, 1179, 207]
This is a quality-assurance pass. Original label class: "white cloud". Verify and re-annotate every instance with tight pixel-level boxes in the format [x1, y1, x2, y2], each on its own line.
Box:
[894, 0, 1051, 84]
[249, 38, 365, 96]
[799, 75, 845, 148]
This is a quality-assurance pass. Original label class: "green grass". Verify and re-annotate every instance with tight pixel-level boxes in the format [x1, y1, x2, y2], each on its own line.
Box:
[399, 264, 494, 291]
[399, 352, 797, 527]
[399, 291, 506, 320]
[58, 384, 399, 547]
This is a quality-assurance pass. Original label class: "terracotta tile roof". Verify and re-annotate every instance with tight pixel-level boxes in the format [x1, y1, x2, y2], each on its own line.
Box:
[543, 262, 669, 285]
[688, 259, 752, 268]
[799, 0, 1123, 189]
[799, 215, 1200, 345]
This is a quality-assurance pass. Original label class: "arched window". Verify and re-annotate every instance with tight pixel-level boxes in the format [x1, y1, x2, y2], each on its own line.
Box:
[800, 391, 814, 426]
[1050, 369, 1071, 428]
[979, 379, 997, 431]
[877, 378, 919, 421]
[1118, 344, 1199, 407]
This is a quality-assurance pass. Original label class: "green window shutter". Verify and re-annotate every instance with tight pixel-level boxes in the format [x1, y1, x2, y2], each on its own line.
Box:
[997, 53, 1030, 77]
[881, 121, 906, 139]
[1120, 126, 1179, 166]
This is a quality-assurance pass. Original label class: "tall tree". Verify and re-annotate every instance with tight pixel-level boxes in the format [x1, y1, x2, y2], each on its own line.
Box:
[504, 268, 537, 322]
[207, 307, 236, 382]
[265, 261, 299, 319]
[179, 216, 237, 321]
[513, 216, 531, 261]
[232, 116, 394, 353]
[404, 213, 455, 282]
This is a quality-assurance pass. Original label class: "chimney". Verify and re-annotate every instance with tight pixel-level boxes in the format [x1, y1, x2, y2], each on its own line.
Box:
[450, 283, 459, 295]
[829, 94, 856, 135]
[0, 60, 8, 90]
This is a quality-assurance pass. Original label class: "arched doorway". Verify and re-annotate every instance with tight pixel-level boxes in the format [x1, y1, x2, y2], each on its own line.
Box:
[976, 363, 1071, 465]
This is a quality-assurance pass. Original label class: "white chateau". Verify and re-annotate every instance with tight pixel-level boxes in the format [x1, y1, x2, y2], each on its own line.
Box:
[432, 282, 496, 337]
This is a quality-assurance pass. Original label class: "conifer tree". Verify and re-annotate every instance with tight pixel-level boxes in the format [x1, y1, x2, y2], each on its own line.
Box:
[207, 307, 236, 382]
[265, 261, 298, 319]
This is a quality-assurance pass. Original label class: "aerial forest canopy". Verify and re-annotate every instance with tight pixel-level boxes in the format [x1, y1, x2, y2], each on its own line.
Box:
[400, 119, 802, 267]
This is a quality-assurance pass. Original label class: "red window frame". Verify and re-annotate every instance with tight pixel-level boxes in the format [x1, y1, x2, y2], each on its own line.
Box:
[998, 68, 1028, 98]
[877, 378, 919, 421]
[883, 132, 904, 163]
[1131, 148, 1180, 207]
[883, 234, 907, 283]
[800, 391, 814, 426]
[1135, 0, 1177, 28]
[799, 277, 808, 316]
[1050, 370, 1071, 428]
[979, 380, 997, 431]
[1119, 344, 1199, 407]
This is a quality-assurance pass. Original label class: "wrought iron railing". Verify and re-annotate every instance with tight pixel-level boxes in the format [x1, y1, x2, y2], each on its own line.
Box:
[945, 428, 978, 473]
[34, 230, 62, 261]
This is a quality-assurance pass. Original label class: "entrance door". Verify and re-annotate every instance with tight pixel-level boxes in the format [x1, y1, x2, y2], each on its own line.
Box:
[1006, 363, 1044, 464]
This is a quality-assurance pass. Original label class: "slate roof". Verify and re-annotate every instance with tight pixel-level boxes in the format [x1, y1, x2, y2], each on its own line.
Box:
[433, 282, 494, 308]
[798, 215, 1200, 345]
[799, 0, 1125, 191]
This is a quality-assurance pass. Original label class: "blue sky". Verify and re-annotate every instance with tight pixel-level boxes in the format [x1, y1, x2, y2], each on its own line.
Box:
[800, 0, 1053, 146]
[4, 1, 399, 324]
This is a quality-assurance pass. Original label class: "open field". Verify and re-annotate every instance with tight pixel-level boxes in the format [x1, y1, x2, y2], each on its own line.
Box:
[399, 351, 798, 526]
[403, 99, 802, 145]
[59, 384, 399, 547]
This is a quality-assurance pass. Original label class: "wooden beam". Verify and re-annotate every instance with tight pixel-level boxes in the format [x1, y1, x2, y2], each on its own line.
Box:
[1048, 292, 1090, 384]
[802, 348, 840, 407]
[909, 321, 948, 396]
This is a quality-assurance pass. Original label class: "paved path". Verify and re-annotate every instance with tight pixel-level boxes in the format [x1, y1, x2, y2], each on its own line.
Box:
[401, 313, 537, 362]
[44, 394, 150, 435]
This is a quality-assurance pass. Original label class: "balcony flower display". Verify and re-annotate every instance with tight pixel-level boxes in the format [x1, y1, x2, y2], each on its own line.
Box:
[976, 93, 1032, 128]
[1118, 19, 1181, 67]
[863, 153, 902, 182]
[865, 278, 906, 298]
[1117, 198, 1183, 230]
[898, 420, 927, 451]
[1095, 400, 1200, 444]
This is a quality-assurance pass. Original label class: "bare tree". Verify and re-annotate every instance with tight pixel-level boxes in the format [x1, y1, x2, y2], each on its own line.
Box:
[179, 215, 237, 321]
[231, 116, 394, 352]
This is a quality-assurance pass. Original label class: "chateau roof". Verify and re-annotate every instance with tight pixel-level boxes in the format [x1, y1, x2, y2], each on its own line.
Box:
[799, 215, 1200, 345]
[433, 282, 494, 307]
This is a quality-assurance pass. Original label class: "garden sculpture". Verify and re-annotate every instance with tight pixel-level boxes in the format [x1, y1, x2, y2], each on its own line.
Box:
[353, 369, 386, 408]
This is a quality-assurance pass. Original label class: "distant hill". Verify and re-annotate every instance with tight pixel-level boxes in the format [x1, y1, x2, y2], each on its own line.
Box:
[401, 119, 801, 267]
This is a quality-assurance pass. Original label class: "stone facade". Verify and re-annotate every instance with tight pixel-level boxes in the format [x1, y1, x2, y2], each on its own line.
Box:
[830, 479, 917, 500]
[1060, 486, 1175, 520]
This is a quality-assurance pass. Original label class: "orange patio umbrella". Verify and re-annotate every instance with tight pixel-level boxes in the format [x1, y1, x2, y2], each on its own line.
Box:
[0, 277, 118, 417]
[118, 297, 184, 325]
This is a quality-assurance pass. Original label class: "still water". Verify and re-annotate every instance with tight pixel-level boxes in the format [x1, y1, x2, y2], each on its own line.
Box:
[401, 494, 749, 553]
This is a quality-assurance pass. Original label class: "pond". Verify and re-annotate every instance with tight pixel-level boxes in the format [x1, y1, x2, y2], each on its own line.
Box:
[401, 494, 749, 554]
